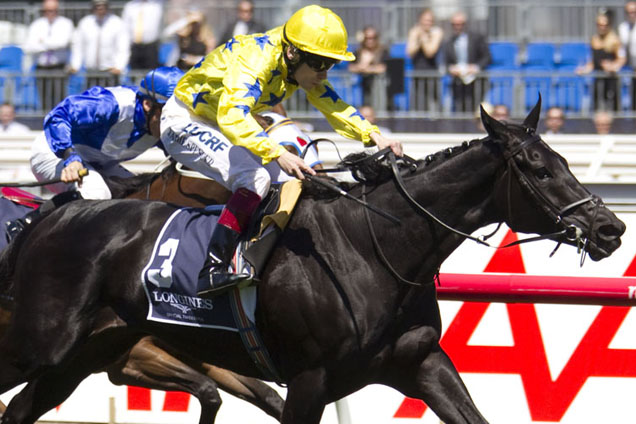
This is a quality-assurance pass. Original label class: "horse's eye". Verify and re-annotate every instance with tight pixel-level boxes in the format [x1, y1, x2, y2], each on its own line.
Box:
[534, 167, 552, 180]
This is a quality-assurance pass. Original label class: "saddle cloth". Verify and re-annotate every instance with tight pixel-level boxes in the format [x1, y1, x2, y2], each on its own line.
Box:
[141, 207, 257, 330]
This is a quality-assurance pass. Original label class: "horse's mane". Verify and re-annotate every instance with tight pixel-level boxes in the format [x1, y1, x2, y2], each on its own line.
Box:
[106, 161, 178, 199]
[301, 138, 484, 200]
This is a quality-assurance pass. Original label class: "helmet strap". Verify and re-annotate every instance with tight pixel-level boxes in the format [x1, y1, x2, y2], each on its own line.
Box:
[141, 98, 162, 134]
[283, 44, 300, 84]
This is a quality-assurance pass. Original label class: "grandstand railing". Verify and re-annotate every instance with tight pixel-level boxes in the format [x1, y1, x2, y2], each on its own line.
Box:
[1, 68, 632, 119]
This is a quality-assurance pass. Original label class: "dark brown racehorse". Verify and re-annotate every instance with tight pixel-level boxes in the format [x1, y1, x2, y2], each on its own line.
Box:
[0, 169, 283, 423]
[0, 101, 626, 424]
[114, 161, 231, 207]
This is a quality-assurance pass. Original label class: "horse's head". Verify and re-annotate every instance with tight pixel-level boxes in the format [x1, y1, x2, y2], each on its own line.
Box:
[481, 97, 625, 261]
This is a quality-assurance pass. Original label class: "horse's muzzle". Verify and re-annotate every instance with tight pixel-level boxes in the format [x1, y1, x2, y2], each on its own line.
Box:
[586, 212, 626, 261]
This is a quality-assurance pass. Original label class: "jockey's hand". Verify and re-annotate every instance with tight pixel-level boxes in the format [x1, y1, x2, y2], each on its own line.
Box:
[370, 132, 403, 157]
[61, 160, 87, 185]
[276, 151, 316, 180]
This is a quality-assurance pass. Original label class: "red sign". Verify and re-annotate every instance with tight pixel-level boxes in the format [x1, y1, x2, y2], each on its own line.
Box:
[395, 230, 636, 421]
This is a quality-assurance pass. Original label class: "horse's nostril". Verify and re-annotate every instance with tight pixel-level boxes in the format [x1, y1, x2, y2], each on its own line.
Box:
[598, 223, 624, 239]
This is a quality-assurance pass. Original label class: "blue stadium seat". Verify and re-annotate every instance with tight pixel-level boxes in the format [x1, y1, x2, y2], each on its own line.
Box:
[488, 42, 518, 70]
[159, 42, 177, 66]
[521, 43, 556, 112]
[0, 46, 23, 71]
[552, 43, 590, 112]
[388, 42, 412, 110]
[557, 42, 590, 70]
[552, 75, 586, 112]
[487, 42, 518, 110]
[0, 46, 24, 105]
[488, 73, 515, 110]
[523, 43, 555, 70]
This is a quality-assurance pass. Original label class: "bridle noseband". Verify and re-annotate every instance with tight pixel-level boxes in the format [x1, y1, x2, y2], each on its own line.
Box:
[501, 132, 599, 258]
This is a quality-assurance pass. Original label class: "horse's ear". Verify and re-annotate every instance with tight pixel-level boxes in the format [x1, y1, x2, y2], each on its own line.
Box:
[480, 103, 507, 139]
[522, 94, 542, 131]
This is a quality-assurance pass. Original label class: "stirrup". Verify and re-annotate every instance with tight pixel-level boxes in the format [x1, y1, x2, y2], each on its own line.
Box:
[5, 218, 26, 242]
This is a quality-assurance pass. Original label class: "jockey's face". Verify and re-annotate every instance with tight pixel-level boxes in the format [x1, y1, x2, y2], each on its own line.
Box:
[142, 99, 163, 138]
[292, 63, 327, 91]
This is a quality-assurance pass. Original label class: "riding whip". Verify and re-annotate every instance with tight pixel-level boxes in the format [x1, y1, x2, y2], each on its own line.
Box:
[0, 169, 89, 188]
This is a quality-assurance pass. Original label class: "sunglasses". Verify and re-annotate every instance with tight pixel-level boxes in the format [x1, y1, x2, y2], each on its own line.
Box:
[301, 52, 339, 72]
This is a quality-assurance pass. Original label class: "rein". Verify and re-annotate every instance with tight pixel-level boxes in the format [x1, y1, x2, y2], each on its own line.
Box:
[306, 136, 597, 287]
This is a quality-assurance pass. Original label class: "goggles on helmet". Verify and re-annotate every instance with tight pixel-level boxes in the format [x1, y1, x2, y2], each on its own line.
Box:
[301, 51, 340, 72]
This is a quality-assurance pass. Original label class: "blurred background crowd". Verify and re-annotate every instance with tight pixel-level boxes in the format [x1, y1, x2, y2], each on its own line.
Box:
[0, 0, 635, 133]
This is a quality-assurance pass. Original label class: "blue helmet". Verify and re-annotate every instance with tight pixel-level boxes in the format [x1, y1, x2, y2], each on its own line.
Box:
[138, 66, 184, 104]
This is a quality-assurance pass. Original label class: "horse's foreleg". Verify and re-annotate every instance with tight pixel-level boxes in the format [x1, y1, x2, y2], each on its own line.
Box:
[201, 364, 284, 421]
[281, 369, 326, 424]
[384, 329, 489, 424]
[106, 336, 223, 424]
[0, 329, 139, 424]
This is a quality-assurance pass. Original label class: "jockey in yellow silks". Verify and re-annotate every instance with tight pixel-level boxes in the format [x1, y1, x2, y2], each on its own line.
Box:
[160, 4, 403, 296]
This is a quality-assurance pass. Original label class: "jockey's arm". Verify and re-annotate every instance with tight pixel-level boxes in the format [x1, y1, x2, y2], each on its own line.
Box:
[304, 81, 403, 155]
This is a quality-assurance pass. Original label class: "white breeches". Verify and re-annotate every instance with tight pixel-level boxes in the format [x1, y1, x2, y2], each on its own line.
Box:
[160, 96, 320, 199]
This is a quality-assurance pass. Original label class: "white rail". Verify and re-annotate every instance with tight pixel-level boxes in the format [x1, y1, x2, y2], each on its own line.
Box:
[2, 131, 636, 184]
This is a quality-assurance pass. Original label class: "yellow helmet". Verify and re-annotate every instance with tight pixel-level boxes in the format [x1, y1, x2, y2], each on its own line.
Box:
[283, 5, 355, 62]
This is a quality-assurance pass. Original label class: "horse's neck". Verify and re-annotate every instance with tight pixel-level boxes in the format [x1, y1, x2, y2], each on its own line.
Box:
[377, 141, 504, 285]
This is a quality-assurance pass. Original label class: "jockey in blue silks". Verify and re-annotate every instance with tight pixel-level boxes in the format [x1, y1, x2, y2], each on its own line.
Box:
[5, 67, 184, 240]
[30, 66, 185, 199]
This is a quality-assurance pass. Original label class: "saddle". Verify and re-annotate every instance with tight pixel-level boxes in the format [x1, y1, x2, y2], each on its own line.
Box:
[241, 179, 303, 279]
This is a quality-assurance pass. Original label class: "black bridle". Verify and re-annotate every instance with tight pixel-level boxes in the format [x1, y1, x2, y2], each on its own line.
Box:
[305, 134, 599, 286]
[501, 134, 599, 260]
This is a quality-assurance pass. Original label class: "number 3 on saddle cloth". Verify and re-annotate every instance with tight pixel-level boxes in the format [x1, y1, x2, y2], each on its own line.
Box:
[141, 180, 302, 382]
[0, 187, 41, 249]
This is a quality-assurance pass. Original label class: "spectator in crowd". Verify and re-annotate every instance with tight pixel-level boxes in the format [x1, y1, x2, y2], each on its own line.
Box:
[163, 10, 216, 72]
[23, 0, 74, 111]
[122, 0, 164, 70]
[69, 0, 130, 88]
[594, 110, 614, 135]
[348, 26, 389, 109]
[0, 103, 30, 135]
[585, 110, 615, 179]
[492, 103, 510, 122]
[618, 1, 636, 110]
[406, 8, 443, 111]
[359, 104, 391, 134]
[544, 106, 565, 134]
[218, 0, 265, 45]
[577, 12, 625, 111]
[443, 11, 491, 113]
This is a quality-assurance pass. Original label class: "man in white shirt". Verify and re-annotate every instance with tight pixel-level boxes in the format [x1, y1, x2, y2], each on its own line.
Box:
[70, 0, 130, 88]
[0, 103, 30, 135]
[122, 0, 163, 70]
[618, 1, 636, 110]
[23, 0, 74, 111]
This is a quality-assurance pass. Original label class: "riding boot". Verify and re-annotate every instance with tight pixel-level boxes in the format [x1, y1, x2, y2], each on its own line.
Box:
[197, 188, 262, 298]
[197, 224, 252, 296]
[5, 190, 82, 242]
